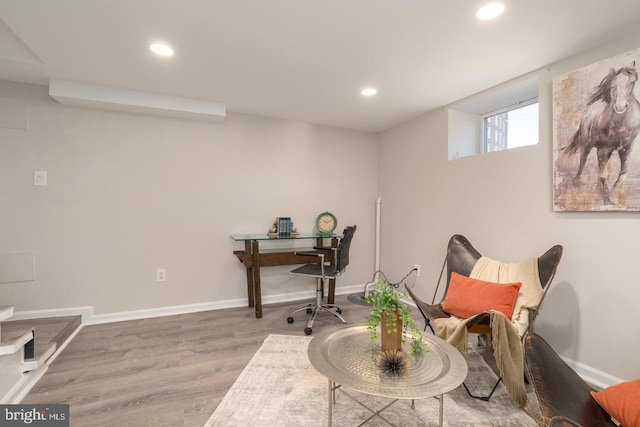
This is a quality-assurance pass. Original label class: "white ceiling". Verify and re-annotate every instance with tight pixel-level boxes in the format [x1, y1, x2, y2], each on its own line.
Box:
[1, 1, 640, 132]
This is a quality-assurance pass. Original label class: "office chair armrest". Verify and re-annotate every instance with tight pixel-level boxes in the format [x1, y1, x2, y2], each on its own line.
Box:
[294, 252, 326, 262]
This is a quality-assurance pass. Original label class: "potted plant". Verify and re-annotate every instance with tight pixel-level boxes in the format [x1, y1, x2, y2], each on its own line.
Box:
[365, 274, 426, 355]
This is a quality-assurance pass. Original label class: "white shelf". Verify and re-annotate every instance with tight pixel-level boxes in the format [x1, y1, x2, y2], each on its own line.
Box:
[0, 306, 14, 323]
[0, 330, 33, 356]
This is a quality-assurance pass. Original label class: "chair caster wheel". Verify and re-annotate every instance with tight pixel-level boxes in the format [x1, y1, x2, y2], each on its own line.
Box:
[304, 327, 312, 335]
[306, 308, 313, 315]
[287, 316, 294, 324]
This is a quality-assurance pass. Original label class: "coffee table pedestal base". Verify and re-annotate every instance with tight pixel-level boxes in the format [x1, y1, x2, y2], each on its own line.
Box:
[326, 378, 444, 427]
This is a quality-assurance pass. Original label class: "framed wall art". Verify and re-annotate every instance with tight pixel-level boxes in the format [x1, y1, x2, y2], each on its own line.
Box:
[553, 47, 640, 211]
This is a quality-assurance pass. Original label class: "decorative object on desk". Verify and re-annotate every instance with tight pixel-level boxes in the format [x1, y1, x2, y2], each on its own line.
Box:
[365, 270, 425, 355]
[315, 211, 337, 236]
[376, 350, 411, 377]
[268, 217, 298, 236]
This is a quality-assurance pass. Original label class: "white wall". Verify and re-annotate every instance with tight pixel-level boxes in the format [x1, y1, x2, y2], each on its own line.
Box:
[0, 80, 377, 315]
[3, 30, 640, 385]
[447, 109, 478, 160]
[378, 31, 640, 382]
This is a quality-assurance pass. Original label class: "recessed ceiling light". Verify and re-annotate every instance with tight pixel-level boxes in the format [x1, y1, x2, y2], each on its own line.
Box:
[476, 2, 505, 20]
[361, 88, 377, 96]
[150, 43, 174, 57]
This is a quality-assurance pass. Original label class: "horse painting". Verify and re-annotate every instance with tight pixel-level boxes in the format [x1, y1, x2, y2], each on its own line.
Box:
[562, 61, 640, 205]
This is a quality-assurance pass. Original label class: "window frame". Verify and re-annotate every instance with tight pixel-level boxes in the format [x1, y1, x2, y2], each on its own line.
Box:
[447, 75, 539, 160]
[481, 97, 539, 153]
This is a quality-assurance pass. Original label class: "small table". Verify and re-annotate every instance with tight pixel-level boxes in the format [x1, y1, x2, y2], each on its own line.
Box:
[230, 233, 339, 318]
[308, 326, 468, 427]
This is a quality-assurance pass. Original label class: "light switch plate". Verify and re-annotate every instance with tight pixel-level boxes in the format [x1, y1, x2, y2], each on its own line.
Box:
[34, 171, 47, 186]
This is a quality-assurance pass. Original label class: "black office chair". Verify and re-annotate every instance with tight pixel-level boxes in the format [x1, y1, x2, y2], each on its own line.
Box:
[286, 225, 356, 335]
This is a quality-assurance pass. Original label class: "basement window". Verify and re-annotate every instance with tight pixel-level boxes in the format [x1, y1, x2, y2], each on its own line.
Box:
[482, 99, 539, 153]
[448, 76, 539, 160]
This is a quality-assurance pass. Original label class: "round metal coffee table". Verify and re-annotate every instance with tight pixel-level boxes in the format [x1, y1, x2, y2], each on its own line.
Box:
[308, 325, 467, 427]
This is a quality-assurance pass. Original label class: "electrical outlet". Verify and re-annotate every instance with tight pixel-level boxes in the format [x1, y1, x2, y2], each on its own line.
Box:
[156, 268, 166, 282]
[414, 264, 421, 277]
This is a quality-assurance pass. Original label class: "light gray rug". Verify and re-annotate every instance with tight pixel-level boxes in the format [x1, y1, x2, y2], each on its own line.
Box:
[205, 334, 537, 426]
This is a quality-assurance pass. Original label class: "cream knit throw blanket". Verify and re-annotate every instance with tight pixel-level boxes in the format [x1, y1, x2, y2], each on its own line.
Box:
[433, 256, 542, 409]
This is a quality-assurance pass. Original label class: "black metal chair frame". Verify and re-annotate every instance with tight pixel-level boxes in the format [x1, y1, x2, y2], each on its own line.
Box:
[286, 225, 356, 335]
[405, 234, 563, 401]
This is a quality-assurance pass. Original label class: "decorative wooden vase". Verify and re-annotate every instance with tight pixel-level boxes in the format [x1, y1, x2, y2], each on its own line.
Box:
[380, 308, 402, 352]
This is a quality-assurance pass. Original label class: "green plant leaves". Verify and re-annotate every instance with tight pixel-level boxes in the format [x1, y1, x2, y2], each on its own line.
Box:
[365, 275, 427, 355]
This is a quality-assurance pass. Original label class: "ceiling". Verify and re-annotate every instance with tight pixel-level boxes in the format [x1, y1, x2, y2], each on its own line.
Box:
[1, 1, 640, 132]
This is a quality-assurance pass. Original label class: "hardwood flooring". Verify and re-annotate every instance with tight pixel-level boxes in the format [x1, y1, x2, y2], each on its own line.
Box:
[21, 295, 376, 427]
[18, 295, 537, 426]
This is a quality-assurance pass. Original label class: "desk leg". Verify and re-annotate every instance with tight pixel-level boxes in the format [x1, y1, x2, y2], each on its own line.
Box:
[328, 379, 333, 427]
[328, 279, 336, 305]
[251, 240, 263, 319]
[328, 237, 338, 305]
[244, 241, 255, 308]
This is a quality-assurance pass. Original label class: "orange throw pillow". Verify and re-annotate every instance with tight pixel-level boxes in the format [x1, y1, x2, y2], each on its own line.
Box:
[442, 272, 522, 320]
[591, 379, 640, 426]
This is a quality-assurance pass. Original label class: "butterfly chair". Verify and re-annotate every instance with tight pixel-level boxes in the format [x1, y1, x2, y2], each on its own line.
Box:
[524, 333, 617, 427]
[405, 234, 563, 402]
[286, 225, 356, 335]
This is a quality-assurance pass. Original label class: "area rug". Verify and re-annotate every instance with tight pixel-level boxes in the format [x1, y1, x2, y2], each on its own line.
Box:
[205, 334, 537, 426]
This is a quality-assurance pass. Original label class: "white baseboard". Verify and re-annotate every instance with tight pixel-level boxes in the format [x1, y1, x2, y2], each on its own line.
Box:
[5, 365, 49, 404]
[261, 284, 366, 305]
[12, 306, 93, 323]
[45, 322, 82, 367]
[562, 356, 624, 389]
[12, 285, 368, 326]
[336, 284, 369, 296]
[86, 285, 366, 325]
[84, 299, 248, 325]
[9, 285, 622, 390]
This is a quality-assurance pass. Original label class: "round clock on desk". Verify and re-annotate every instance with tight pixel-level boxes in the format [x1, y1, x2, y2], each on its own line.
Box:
[316, 211, 337, 236]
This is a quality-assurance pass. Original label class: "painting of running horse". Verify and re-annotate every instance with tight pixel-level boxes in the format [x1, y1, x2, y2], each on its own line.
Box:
[553, 48, 640, 211]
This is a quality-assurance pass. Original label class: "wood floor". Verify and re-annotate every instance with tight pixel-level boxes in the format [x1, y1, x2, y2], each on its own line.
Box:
[21, 295, 378, 427]
[18, 295, 538, 427]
